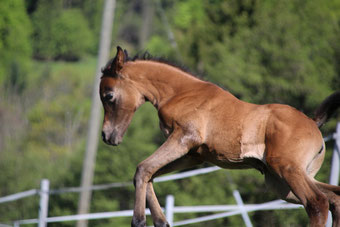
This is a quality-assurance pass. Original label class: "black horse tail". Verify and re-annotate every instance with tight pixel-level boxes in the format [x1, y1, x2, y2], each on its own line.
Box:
[313, 91, 340, 128]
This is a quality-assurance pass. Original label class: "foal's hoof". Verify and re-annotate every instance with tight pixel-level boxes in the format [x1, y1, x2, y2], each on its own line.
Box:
[131, 217, 146, 227]
[154, 221, 170, 227]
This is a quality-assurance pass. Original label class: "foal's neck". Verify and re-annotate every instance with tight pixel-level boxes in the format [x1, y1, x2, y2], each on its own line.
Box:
[126, 60, 203, 109]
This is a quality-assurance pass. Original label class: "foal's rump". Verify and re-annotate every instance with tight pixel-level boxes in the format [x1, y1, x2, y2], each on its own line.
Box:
[240, 103, 323, 167]
[264, 104, 324, 161]
[257, 104, 327, 205]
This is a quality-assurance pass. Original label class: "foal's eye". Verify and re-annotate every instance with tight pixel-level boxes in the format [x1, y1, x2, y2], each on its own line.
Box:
[104, 93, 114, 102]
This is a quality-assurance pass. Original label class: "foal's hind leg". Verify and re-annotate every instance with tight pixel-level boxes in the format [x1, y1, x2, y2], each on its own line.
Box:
[266, 157, 329, 226]
[315, 181, 340, 227]
[146, 155, 203, 227]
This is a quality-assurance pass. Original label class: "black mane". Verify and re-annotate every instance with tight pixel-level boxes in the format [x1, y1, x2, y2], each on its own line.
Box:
[130, 51, 196, 76]
[102, 49, 199, 78]
[101, 57, 115, 75]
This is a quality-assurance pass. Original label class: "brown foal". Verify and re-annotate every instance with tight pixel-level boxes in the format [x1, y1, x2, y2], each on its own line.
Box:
[100, 46, 340, 227]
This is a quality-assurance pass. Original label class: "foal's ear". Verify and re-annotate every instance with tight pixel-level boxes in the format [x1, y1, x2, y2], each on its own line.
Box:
[111, 46, 125, 74]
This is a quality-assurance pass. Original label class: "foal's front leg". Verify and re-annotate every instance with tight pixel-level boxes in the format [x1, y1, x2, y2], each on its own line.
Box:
[131, 131, 194, 227]
[146, 155, 203, 227]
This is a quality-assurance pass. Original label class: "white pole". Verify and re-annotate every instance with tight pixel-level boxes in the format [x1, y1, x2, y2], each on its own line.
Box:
[329, 123, 340, 186]
[38, 179, 50, 227]
[77, 1, 116, 227]
[165, 195, 174, 226]
[327, 122, 340, 227]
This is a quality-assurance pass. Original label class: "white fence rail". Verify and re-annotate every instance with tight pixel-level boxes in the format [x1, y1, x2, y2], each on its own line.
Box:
[11, 199, 303, 227]
[1, 122, 339, 227]
[0, 189, 38, 204]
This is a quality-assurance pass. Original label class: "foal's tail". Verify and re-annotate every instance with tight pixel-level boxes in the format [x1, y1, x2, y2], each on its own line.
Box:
[313, 91, 340, 128]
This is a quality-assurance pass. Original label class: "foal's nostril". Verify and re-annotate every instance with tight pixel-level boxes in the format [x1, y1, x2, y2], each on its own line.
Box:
[102, 131, 106, 142]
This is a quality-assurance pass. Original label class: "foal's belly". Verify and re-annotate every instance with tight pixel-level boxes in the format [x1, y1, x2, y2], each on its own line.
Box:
[198, 105, 269, 170]
[195, 141, 266, 171]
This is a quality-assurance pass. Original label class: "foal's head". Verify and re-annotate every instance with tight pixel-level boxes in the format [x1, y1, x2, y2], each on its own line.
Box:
[100, 46, 144, 146]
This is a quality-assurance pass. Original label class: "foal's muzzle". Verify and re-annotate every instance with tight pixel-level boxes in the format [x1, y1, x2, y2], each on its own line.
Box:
[101, 130, 122, 146]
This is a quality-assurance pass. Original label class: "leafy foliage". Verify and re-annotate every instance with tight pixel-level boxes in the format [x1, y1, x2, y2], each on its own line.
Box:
[32, 0, 94, 60]
[0, 0, 32, 92]
[173, 0, 339, 114]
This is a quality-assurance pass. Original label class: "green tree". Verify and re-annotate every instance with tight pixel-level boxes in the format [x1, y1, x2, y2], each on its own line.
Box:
[53, 9, 94, 61]
[31, 0, 62, 60]
[32, 1, 94, 60]
[0, 0, 32, 91]
[172, 0, 339, 114]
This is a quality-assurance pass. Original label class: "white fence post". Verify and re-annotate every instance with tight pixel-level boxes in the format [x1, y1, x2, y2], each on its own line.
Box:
[329, 123, 340, 186]
[38, 179, 50, 227]
[327, 123, 340, 227]
[165, 195, 174, 226]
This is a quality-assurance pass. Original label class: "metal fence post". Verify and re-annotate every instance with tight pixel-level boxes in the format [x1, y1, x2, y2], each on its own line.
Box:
[329, 123, 340, 186]
[327, 122, 340, 227]
[165, 195, 174, 226]
[38, 179, 50, 227]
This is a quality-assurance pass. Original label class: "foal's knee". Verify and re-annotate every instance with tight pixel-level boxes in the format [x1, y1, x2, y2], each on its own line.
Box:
[133, 164, 152, 187]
